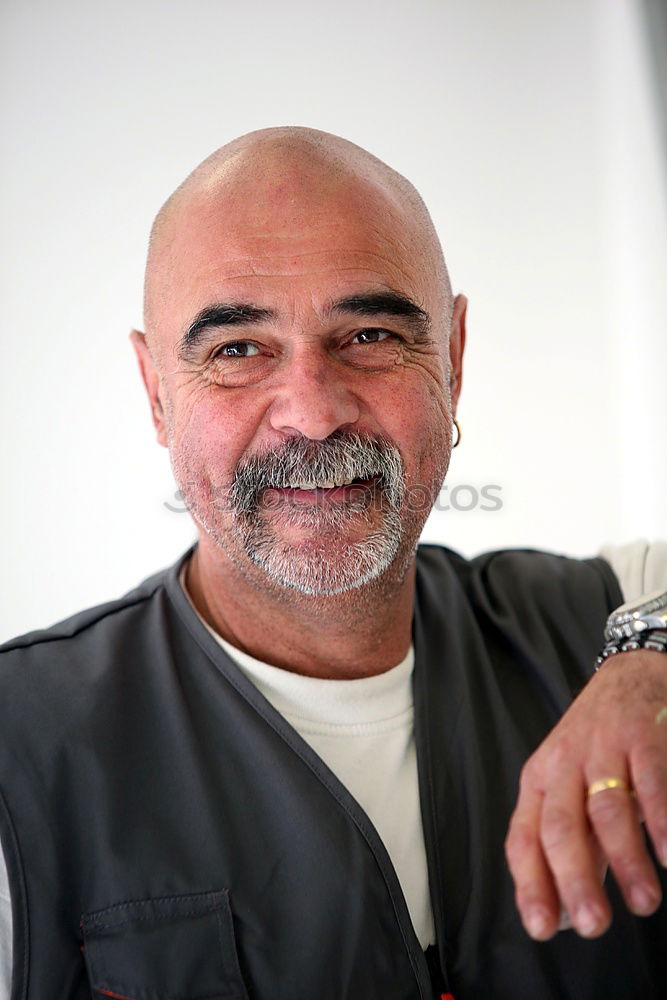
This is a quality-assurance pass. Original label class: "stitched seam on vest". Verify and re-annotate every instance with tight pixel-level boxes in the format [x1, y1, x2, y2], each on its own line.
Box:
[86, 906, 223, 932]
[416, 675, 447, 951]
[85, 889, 228, 919]
[215, 900, 248, 993]
[413, 555, 455, 983]
[0, 587, 164, 654]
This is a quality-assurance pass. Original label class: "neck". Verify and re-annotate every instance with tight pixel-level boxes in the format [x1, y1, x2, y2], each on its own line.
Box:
[185, 536, 416, 680]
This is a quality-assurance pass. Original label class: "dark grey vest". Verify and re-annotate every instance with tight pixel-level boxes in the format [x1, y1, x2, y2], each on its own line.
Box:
[1, 545, 665, 999]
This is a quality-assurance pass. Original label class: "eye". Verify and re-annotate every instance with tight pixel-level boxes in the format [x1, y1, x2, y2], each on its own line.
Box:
[215, 341, 261, 358]
[351, 329, 393, 345]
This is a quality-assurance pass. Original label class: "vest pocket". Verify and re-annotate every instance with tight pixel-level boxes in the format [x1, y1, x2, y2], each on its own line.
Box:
[81, 888, 248, 999]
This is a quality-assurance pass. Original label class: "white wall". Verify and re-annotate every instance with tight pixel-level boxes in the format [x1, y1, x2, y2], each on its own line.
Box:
[1, 0, 665, 641]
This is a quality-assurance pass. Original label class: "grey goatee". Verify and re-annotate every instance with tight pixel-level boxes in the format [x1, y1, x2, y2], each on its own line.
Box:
[227, 432, 406, 595]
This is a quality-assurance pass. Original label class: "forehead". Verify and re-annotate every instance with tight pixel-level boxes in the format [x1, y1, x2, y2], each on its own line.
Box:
[152, 180, 433, 338]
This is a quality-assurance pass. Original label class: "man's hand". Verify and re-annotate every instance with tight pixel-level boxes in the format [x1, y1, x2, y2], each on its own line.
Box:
[505, 650, 667, 940]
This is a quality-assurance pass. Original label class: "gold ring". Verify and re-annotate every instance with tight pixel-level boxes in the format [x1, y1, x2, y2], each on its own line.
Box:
[656, 706, 667, 725]
[587, 777, 631, 798]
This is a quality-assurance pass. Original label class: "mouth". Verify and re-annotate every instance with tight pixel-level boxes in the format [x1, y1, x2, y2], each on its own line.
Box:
[262, 476, 378, 506]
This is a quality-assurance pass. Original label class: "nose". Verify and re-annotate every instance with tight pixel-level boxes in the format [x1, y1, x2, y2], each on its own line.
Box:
[268, 350, 361, 440]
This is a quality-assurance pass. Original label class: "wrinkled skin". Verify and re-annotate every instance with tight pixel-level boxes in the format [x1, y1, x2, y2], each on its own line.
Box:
[131, 127, 667, 941]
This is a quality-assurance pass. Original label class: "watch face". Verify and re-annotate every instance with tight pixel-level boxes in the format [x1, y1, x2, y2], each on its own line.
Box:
[606, 588, 667, 641]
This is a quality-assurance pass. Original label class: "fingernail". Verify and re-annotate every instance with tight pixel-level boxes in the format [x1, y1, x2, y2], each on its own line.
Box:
[526, 908, 550, 939]
[630, 884, 658, 915]
[575, 903, 602, 937]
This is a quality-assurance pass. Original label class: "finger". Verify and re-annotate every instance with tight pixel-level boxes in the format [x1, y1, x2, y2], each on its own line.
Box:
[505, 783, 561, 940]
[630, 738, 667, 872]
[586, 761, 662, 917]
[540, 772, 611, 937]
[556, 836, 607, 931]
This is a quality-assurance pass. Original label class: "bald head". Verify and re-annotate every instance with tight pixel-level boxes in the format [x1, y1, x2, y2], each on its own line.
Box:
[143, 127, 452, 340]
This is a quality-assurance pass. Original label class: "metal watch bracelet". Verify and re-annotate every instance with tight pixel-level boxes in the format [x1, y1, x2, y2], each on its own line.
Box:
[595, 628, 667, 670]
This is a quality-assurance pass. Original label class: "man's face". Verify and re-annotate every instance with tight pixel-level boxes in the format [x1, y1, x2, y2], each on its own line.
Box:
[138, 164, 464, 596]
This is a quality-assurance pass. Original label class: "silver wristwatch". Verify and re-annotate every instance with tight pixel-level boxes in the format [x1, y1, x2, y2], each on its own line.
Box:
[596, 588, 667, 668]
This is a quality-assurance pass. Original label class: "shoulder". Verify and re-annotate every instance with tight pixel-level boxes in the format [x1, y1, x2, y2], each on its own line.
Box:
[414, 545, 622, 693]
[416, 543, 623, 614]
[0, 556, 185, 706]
[1, 571, 162, 654]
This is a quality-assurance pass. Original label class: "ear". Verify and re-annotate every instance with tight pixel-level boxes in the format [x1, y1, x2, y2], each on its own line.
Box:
[448, 294, 467, 413]
[130, 330, 168, 448]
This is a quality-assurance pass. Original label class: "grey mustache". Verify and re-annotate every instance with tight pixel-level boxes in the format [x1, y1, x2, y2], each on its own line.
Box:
[230, 433, 404, 515]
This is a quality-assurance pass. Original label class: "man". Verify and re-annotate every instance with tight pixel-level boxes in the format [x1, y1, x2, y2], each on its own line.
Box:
[0, 127, 666, 998]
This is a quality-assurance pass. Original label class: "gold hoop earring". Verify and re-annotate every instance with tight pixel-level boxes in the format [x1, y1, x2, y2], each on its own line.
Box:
[452, 418, 461, 448]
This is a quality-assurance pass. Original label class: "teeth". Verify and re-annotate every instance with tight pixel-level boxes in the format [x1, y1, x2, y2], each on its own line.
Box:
[288, 477, 356, 490]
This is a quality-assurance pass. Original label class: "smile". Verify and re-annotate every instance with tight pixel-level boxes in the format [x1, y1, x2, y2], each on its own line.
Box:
[284, 476, 357, 490]
[263, 478, 377, 505]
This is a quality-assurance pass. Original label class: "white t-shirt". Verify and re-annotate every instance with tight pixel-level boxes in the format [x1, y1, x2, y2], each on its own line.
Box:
[0, 540, 665, 993]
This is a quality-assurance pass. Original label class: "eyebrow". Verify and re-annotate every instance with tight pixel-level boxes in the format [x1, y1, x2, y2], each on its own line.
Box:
[329, 292, 431, 338]
[177, 290, 431, 361]
[178, 304, 276, 360]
